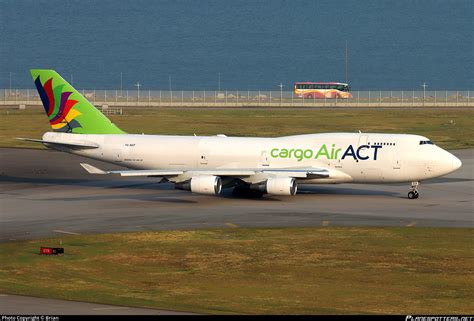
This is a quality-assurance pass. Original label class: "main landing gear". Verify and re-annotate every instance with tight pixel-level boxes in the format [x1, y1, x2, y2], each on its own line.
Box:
[408, 181, 420, 199]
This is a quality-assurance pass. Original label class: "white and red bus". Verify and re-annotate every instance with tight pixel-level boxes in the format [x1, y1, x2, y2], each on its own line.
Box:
[294, 82, 352, 99]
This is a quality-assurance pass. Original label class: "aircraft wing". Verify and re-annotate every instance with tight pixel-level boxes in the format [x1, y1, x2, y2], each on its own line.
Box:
[80, 163, 185, 176]
[80, 163, 330, 179]
[260, 168, 329, 178]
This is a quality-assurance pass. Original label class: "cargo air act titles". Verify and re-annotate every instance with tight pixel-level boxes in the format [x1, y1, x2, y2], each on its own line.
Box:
[270, 144, 382, 162]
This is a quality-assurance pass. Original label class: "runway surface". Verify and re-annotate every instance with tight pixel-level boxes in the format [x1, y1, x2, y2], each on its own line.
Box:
[1, 147, 473, 241]
[0, 294, 195, 315]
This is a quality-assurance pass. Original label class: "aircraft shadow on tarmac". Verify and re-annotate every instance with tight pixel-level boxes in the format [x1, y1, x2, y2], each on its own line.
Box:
[1, 177, 403, 204]
[0, 175, 167, 190]
[35, 194, 200, 204]
[422, 177, 474, 184]
[297, 186, 398, 197]
[2, 174, 470, 202]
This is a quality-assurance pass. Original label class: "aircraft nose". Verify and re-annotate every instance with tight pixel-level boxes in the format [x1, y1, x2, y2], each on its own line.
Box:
[437, 149, 462, 176]
[451, 154, 462, 171]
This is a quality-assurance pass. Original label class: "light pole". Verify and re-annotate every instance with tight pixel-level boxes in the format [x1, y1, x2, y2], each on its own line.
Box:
[120, 72, 123, 97]
[218, 72, 221, 93]
[169, 75, 172, 103]
[9, 72, 12, 96]
[421, 82, 428, 105]
[135, 81, 141, 103]
[278, 82, 284, 105]
[421, 82, 428, 100]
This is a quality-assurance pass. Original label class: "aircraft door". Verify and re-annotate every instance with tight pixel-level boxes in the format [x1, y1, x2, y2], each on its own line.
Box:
[199, 151, 209, 165]
[112, 147, 122, 163]
[391, 142, 401, 170]
[393, 157, 401, 169]
[198, 138, 210, 166]
[261, 151, 270, 167]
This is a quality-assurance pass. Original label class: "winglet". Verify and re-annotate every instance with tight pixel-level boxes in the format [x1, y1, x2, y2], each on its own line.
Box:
[80, 163, 107, 175]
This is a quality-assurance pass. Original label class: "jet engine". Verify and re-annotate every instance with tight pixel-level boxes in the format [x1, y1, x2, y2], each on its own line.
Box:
[251, 177, 297, 196]
[175, 176, 222, 195]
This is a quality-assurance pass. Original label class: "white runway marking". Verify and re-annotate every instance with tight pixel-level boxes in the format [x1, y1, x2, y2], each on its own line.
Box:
[53, 230, 81, 235]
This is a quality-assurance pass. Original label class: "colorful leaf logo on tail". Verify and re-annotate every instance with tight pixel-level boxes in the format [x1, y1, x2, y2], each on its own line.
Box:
[34, 75, 82, 133]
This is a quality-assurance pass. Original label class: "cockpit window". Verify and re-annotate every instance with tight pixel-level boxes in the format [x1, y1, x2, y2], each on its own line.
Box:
[419, 140, 434, 145]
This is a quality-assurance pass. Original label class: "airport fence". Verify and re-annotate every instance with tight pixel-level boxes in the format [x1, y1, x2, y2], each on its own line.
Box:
[0, 89, 473, 108]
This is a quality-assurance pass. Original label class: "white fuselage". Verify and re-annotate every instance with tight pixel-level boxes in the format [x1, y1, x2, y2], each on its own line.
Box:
[42, 131, 462, 185]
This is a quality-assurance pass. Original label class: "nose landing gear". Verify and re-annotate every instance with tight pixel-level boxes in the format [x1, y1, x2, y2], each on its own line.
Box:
[408, 181, 420, 199]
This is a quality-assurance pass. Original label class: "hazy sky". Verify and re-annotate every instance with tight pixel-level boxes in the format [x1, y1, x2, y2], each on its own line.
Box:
[1, 0, 472, 90]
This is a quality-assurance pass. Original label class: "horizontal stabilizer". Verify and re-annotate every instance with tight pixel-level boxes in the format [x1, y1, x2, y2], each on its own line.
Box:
[16, 138, 99, 149]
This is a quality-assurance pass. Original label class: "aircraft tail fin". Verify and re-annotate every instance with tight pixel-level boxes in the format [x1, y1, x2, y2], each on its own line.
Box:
[30, 69, 125, 134]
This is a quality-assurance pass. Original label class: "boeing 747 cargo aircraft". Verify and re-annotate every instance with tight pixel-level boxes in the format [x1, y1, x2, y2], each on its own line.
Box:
[19, 70, 462, 199]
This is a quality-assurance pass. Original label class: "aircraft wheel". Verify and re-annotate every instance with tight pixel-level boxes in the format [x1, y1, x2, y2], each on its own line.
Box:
[414, 191, 419, 199]
[408, 191, 416, 199]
